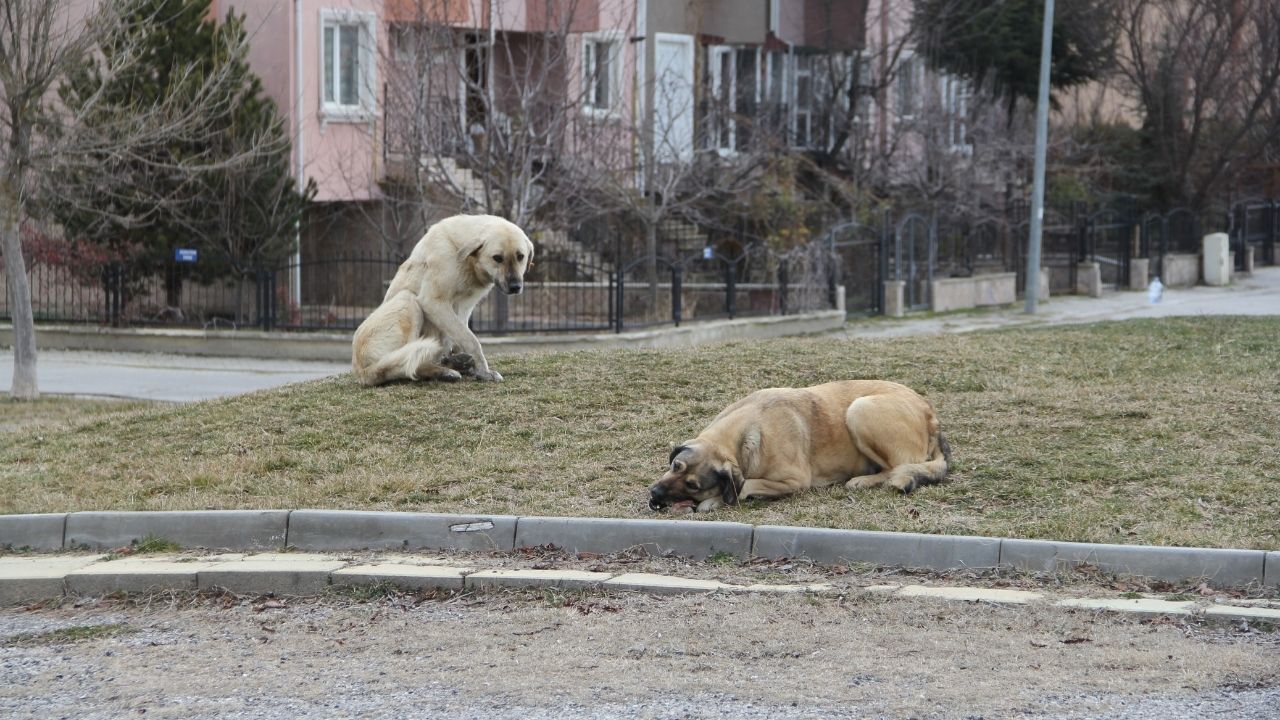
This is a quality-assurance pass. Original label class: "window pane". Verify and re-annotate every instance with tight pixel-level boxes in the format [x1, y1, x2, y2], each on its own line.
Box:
[340, 24, 359, 106]
[323, 26, 335, 102]
[596, 43, 610, 108]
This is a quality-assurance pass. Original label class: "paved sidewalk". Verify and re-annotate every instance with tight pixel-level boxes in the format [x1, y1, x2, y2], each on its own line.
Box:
[4, 551, 1278, 624]
[0, 350, 348, 402]
[2, 267, 1277, 402]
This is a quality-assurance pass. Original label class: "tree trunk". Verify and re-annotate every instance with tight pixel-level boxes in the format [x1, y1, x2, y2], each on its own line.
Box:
[645, 217, 658, 309]
[1, 191, 38, 400]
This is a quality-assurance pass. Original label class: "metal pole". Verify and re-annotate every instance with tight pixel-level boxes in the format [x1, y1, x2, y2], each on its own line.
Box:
[1025, 0, 1055, 313]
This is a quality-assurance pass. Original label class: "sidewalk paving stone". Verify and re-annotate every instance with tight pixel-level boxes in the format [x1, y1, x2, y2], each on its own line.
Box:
[331, 563, 473, 592]
[65, 511, 288, 551]
[513, 517, 754, 560]
[602, 573, 730, 595]
[1202, 604, 1280, 623]
[0, 555, 105, 605]
[287, 510, 517, 553]
[65, 557, 216, 596]
[1055, 597, 1196, 616]
[0, 514, 66, 551]
[196, 555, 346, 596]
[465, 569, 613, 591]
[896, 585, 1043, 604]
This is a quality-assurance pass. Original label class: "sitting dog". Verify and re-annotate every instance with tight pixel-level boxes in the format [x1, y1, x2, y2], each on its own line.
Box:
[648, 380, 950, 513]
[352, 214, 534, 386]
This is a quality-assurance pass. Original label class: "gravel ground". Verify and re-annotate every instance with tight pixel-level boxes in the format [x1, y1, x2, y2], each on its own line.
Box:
[2, 582, 1276, 720]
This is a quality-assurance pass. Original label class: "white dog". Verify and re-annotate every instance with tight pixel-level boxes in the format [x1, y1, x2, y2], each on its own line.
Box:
[352, 214, 534, 386]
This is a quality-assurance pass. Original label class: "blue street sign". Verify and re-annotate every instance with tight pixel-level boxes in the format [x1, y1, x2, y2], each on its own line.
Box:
[175, 248, 198, 263]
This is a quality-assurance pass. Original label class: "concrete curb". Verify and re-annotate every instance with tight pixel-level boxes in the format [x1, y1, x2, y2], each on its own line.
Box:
[1, 553, 1276, 626]
[1, 510, 1275, 588]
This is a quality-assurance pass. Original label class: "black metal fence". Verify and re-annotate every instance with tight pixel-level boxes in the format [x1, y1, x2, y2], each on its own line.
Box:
[4, 198, 1275, 332]
[1, 240, 838, 334]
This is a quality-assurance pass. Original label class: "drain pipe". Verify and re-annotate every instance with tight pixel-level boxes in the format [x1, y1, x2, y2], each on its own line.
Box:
[292, 0, 305, 311]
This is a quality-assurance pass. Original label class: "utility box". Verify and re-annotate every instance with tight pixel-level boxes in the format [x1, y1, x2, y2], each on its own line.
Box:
[1203, 233, 1230, 286]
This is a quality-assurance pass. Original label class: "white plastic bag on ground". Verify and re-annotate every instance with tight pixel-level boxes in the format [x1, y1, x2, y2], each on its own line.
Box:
[1148, 276, 1164, 304]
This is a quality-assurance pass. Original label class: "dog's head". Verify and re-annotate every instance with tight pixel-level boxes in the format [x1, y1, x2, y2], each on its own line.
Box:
[648, 441, 743, 511]
[462, 219, 535, 295]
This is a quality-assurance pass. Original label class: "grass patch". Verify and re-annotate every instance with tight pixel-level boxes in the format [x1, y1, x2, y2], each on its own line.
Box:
[0, 396, 154, 433]
[4, 623, 130, 647]
[1, 317, 1277, 550]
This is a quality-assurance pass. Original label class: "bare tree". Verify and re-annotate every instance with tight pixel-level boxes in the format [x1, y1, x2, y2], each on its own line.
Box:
[0, 0, 280, 399]
[1113, 0, 1280, 210]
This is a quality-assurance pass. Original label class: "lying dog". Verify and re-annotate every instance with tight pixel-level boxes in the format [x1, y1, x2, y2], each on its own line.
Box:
[649, 380, 950, 513]
[352, 214, 534, 386]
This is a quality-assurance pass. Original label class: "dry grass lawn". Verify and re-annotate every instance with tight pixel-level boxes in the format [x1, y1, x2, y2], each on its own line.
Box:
[1, 316, 1277, 550]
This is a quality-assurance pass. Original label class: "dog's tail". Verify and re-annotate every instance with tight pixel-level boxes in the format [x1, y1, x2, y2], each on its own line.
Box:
[886, 417, 951, 494]
[355, 337, 446, 386]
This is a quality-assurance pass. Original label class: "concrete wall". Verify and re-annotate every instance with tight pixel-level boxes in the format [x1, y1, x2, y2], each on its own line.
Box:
[1162, 253, 1199, 288]
[929, 273, 1016, 313]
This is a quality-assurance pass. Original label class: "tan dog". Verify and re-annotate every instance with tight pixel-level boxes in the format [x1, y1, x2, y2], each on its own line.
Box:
[352, 214, 534, 386]
[648, 380, 950, 512]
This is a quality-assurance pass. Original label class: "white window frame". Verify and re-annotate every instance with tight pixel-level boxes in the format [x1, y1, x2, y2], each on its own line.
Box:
[320, 9, 377, 122]
[582, 30, 624, 118]
[941, 74, 973, 155]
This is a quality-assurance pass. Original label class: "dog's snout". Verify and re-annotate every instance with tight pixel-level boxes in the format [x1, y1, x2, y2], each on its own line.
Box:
[648, 484, 667, 509]
[506, 280, 522, 295]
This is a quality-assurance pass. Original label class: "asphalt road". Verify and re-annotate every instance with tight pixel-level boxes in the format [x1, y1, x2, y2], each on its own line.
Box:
[2, 267, 1277, 402]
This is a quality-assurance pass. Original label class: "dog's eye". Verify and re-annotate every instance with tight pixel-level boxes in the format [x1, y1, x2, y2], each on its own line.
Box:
[492, 254, 504, 263]
[517, 253, 525, 261]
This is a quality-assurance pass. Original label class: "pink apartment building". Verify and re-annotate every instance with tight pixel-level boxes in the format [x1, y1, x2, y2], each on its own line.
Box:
[211, 0, 867, 262]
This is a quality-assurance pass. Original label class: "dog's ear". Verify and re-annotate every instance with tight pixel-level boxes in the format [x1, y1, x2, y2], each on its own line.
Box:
[719, 463, 743, 506]
[667, 444, 688, 467]
[458, 235, 486, 261]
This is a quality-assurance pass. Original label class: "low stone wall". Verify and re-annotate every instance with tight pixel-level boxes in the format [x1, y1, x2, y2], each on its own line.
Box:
[929, 272, 1016, 313]
[1162, 253, 1200, 287]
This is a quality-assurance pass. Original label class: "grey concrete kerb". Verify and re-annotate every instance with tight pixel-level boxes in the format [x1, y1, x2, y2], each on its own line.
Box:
[1, 510, 1276, 589]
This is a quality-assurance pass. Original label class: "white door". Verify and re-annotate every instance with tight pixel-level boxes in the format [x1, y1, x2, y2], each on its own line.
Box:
[653, 33, 695, 162]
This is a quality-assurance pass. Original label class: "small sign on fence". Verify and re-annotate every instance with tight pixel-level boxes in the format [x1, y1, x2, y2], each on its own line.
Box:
[174, 248, 198, 263]
[702, 246, 714, 260]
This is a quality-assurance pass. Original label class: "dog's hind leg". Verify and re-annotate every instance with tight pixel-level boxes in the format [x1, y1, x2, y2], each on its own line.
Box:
[845, 396, 947, 493]
[359, 337, 456, 386]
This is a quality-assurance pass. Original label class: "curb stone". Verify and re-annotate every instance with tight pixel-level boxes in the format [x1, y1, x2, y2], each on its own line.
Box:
[0, 510, 1273, 588]
[64, 511, 288, 551]
[287, 510, 517, 553]
[0, 514, 66, 551]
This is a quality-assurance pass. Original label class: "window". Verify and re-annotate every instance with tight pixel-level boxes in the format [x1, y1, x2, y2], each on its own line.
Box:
[583, 34, 622, 114]
[321, 10, 376, 119]
[896, 53, 919, 119]
[940, 74, 972, 154]
[793, 54, 813, 148]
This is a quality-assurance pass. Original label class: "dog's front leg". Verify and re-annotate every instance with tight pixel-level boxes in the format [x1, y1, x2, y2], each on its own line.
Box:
[738, 477, 805, 501]
[419, 299, 502, 382]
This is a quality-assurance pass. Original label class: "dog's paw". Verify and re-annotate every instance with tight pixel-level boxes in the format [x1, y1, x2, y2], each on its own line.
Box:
[845, 476, 883, 491]
[474, 369, 504, 382]
[442, 353, 476, 375]
[433, 368, 463, 382]
[695, 498, 725, 513]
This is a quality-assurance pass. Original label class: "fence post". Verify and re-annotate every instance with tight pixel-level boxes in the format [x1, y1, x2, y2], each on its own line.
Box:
[671, 264, 683, 326]
[878, 211, 890, 315]
[826, 254, 837, 310]
[103, 263, 123, 327]
[778, 259, 789, 316]
[615, 268, 625, 333]
[1268, 200, 1277, 265]
[725, 261, 737, 319]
